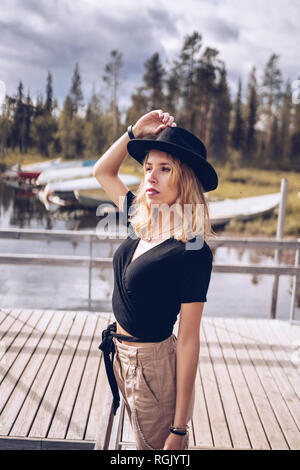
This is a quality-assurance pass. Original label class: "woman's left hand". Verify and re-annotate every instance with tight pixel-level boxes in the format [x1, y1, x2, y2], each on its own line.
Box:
[162, 432, 187, 450]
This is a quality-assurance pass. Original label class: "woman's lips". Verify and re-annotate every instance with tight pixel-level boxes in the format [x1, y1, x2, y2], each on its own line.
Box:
[146, 189, 159, 195]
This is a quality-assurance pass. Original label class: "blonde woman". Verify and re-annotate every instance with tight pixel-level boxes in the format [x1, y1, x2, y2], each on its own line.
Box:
[96, 110, 218, 450]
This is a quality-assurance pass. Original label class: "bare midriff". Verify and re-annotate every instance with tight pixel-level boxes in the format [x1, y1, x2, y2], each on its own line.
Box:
[116, 320, 151, 346]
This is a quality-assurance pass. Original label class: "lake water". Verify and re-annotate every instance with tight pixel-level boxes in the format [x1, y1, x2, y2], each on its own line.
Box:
[0, 179, 299, 321]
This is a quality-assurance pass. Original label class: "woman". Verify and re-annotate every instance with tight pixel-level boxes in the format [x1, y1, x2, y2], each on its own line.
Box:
[95, 110, 218, 450]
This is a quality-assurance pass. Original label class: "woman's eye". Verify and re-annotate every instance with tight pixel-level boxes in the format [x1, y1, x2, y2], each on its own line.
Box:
[145, 167, 170, 172]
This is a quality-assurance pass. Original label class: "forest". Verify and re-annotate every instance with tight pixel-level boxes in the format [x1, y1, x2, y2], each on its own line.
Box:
[0, 31, 299, 172]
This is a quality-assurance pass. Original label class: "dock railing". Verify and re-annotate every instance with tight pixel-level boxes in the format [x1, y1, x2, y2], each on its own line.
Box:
[0, 228, 299, 323]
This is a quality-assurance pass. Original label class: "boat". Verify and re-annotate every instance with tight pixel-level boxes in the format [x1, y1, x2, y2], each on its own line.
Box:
[15, 158, 62, 181]
[43, 174, 141, 205]
[36, 160, 97, 185]
[74, 185, 141, 209]
[209, 192, 281, 227]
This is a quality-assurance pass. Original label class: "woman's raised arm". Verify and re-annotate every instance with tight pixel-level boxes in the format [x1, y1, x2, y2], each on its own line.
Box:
[92, 110, 176, 209]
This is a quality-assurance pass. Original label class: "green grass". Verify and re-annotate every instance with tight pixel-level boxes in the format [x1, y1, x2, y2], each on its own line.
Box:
[212, 164, 300, 237]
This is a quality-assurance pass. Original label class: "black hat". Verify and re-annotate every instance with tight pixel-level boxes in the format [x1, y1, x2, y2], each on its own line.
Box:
[127, 126, 218, 192]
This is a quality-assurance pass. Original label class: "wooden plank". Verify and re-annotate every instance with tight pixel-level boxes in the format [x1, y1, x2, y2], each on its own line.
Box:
[204, 319, 251, 448]
[47, 314, 96, 439]
[257, 319, 300, 392]
[66, 314, 102, 440]
[246, 319, 300, 449]
[0, 309, 12, 327]
[267, 321, 300, 376]
[0, 436, 94, 450]
[192, 347, 213, 448]
[191, 324, 214, 448]
[4, 311, 61, 438]
[121, 403, 135, 449]
[0, 310, 56, 435]
[85, 314, 112, 442]
[214, 317, 270, 449]
[265, 321, 300, 392]
[232, 318, 289, 449]
[108, 395, 125, 450]
[225, 318, 279, 449]
[0, 310, 43, 411]
[28, 311, 87, 438]
[0, 309, 30, 345]
[277, 321, 300, 344]
[5, 310, 62, 437]
[9, 311, 74, 437]
[199, 321, 232, 448]
[0, 310, 22, 342]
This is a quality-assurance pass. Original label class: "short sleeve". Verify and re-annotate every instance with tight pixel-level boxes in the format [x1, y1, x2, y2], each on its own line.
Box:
[121, 190, 136, 227]
[179, 245, 213, 303]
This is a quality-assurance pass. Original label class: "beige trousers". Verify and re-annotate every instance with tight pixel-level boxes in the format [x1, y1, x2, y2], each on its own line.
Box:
[112, 333, 195, 450]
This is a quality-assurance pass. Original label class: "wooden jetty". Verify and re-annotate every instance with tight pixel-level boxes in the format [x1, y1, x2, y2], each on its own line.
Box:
[0, 308, 299, 450]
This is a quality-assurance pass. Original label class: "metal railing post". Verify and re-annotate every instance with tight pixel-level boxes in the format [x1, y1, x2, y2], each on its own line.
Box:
[270, 178, 288, 319]
[289, 238, 300, 324]
[88, 234, 93, 311]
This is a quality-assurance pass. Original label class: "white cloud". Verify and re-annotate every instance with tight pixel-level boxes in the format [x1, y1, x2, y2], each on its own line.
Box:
[0, 0, 298, 111]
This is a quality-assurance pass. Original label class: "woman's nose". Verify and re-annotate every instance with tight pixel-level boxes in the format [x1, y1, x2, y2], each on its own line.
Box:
[148, 169, 158, 181]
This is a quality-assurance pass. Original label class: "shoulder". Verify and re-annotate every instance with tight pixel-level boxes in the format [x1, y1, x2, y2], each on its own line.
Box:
[121, 190, 136, 226]
[123, 190, 136, 210]
[180, 238, 213, 267]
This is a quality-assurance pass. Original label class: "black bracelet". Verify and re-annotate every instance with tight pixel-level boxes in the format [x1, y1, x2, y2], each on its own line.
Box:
[169, 428, 187, 436]
[127, 124, 135, 139]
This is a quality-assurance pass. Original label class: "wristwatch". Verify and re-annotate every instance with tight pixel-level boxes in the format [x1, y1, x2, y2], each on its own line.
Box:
[127, 124, 135, 139]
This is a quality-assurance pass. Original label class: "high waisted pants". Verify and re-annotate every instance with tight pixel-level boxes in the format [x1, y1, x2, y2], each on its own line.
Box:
[112, 333, 195, 450]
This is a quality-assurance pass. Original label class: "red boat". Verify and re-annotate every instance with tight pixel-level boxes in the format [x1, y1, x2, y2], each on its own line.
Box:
[18, 171, 41, 181]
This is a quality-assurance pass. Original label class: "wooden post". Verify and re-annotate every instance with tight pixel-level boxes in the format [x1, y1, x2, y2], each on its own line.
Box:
[88, 235, 93, 311]
[289, 238, 300, 323]
[270, 178, 288, 319]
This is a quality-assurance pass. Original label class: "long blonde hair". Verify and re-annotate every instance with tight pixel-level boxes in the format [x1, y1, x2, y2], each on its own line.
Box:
[128, 152, 216, 243]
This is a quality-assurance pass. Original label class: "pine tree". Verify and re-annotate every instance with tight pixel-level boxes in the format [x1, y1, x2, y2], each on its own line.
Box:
[45, 71, 54, 115]
[126, 86, 148, 131]
[13, 81, 26, 153]
[177, 31, 202, 132]
[103, 50, 123, 141]
[260, 54, 283, 166]
[142, 52, 165, 111]
[57, 95, 74, 159]
[0, 97, 13, 159]
[244, 66, 258, 164]
[289, 76, 300, 171]
[24, 89, 33, 153]
[70, 63, 84, 115]
[165, 60, 181, 117]
[231, 77, 244, 152]
[208, 63, 231, 164]
[84, 92, 106, 157]
[196, 47, 220, 142]
[278, 79, 292, 169]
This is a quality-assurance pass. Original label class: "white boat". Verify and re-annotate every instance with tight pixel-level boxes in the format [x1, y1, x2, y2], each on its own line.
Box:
[209, 192, 281, 226]
[3, 158, 62, 181]
[36, 160, 97, 185]
[74, 185, 141, 209]
[43, 174, 141, 204]
[11, 158, 62, 173]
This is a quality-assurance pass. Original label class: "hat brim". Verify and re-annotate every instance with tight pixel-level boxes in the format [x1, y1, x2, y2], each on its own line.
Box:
[127, 139, 218, 192]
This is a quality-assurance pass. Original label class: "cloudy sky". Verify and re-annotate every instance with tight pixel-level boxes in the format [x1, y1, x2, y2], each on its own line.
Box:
[1, 0, 299, 113]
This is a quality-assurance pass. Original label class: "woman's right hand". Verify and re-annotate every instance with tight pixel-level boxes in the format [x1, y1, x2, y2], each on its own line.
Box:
[132, 110, 176, 139]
